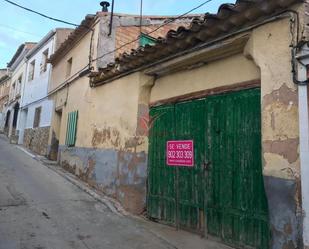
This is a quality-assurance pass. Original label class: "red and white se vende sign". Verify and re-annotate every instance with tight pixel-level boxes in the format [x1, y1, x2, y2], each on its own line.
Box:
[166, 140, 194, 167]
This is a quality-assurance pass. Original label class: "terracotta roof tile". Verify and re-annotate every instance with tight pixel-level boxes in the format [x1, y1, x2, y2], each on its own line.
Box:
[49, 14, 96, 65]
[90, 0, 302, 86]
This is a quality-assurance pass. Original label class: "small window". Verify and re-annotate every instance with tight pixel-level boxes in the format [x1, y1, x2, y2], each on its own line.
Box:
[33, 106, 41, 128]
[10, 82, 16, 99]
[139, 33, 157, 47]
[66, 58, 73, 78]
[17, 75, 22, 84]
[28, 60, 35, 81]
[65, 110, 78, 147]
[16, 75, 22, 95]
[40, 49, 49, 74]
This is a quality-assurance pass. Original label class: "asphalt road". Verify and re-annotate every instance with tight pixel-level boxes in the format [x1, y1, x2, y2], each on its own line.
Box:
[0, 135, 178, 249]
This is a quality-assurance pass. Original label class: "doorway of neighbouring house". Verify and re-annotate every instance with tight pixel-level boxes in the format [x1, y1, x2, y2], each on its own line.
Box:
[4, 110, 11, 135]
[12, 102, 19, 134]
[147, 88, 270, 249]
[49, 109, 62, 161]
[18, 108, 28, 145]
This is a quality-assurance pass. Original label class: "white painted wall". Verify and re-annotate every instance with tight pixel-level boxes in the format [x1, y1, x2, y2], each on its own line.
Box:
[24, 99, 53, 129]
[21, 37, 54, 109]
[297, 50, 309, 248]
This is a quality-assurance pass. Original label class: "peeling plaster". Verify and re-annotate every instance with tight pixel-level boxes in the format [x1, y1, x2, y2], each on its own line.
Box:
[263, 101, 299, 141]
[92, 127, 121, 148]
[263, 153, 299, 180]
[263, 84, 298, 108]
[59, 146, 147, 214]
[263, 138, 299, 164]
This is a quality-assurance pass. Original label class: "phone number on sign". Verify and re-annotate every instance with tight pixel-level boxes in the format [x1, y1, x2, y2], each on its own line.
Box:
[168, 150, 193, 159]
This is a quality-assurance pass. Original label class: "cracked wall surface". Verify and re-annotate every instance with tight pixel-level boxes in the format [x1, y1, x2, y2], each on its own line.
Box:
[49, 72, 150, 214]
[244, 17, 302, 249]
[47, 5, 306, 246]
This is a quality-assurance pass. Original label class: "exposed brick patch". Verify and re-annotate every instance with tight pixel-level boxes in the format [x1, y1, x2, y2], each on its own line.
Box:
[115, 24, 189, 57]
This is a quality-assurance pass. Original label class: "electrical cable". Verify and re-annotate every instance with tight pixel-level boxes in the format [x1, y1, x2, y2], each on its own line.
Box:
[47, 64, 90, 96]
[9, 0, 215, 94]
[92, 0, 214, 62]
[3, 0, 79, 27]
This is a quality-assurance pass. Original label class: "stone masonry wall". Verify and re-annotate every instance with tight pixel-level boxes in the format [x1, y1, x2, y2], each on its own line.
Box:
[24, 126, 50, 156]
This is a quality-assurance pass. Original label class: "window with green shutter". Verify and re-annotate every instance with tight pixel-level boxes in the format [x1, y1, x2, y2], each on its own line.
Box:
[65, 110, 78, 147]
[140, 33, 157, 47]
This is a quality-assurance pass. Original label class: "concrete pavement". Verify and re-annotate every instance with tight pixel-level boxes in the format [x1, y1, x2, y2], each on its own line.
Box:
[0, 135, 231, 249]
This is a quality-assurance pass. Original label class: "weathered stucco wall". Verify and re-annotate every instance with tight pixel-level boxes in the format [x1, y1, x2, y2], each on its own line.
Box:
[244, 18, 301, 249]
[150, 53, 260, 103]
[59, 73, 140, 148]
[148, 16, 301, 249]
[48, 10, 303, 247]
[49, 72, 149, 214]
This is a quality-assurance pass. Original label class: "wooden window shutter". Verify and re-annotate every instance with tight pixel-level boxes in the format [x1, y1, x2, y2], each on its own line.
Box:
[65, 110, 78, 147]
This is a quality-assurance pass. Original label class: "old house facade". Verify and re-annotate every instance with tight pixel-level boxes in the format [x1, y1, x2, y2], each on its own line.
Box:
[0, 68, 7, 78]
[6, 42, 36, 142]
[0, 72, 10, 132]
[47, 9, 195, 211]
[86, 1, 309, 249]
[17, 29, 72, 155]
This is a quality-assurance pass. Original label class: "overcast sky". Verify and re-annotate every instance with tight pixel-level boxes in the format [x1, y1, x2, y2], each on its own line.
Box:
[0, 0, 235, 68]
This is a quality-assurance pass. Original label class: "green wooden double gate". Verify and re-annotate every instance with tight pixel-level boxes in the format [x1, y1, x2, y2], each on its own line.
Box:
[147, 88, 270, 249]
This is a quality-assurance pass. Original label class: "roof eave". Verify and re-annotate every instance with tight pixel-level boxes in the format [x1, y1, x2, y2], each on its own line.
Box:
[48, 14, 97, 65]
[90, 0, 302, 86]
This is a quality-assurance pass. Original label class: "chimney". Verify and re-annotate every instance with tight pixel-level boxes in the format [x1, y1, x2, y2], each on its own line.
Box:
[100, 1, 110, 12]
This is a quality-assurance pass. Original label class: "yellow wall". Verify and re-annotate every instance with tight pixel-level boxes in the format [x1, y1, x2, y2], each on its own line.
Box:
[56, 72, 141, 150]
[150, 53, 260, 102]
[49, 20, 100, 93]
[244, 18, 299, 180]
[47, 11, 302, 219]
[48, 18, 100, 150]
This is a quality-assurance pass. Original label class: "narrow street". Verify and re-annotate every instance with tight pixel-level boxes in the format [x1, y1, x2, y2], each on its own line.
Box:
[0, 135, 174, 249]
[0, 135, 229, 249]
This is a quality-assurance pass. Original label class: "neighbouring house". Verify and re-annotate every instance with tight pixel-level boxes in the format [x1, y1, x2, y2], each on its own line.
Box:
[0, 68, 7, 78]
[0, 71, 10, 132]
[47, 6, 196, 207]
[6, 42, 36, 143]
[87, 1, 309, 249]
[17, 29, 73, 155]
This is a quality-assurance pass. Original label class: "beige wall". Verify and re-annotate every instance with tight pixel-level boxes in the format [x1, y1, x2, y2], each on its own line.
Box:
[48, 72, 146, 214]
[149, 17, 299, 181]
[49, 21, 100, 93]
[54, 29, 74, 51]
[150, 53, 260, 102]
[50, 72, 142, 151]
[0, 79, 10, 111]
